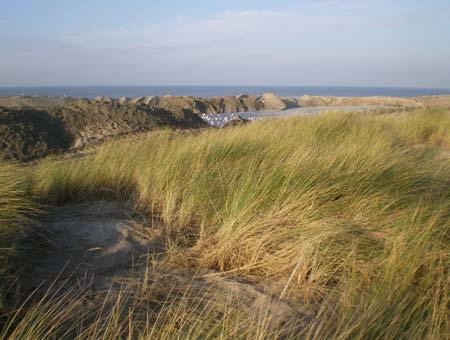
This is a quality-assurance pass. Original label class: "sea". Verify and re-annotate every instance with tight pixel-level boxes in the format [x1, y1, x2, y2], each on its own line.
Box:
[0, 86, 449, 98]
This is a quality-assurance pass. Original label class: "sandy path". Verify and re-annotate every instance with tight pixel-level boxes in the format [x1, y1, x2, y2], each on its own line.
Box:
[27, 200, 309, 330]
[29, 201, 158, 291]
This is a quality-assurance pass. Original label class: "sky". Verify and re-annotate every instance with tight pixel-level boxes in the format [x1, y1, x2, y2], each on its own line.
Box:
[1, 0, 450, 88]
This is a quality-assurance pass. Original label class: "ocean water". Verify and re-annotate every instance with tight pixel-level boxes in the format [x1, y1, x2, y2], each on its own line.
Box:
[0, 85, 449, 98]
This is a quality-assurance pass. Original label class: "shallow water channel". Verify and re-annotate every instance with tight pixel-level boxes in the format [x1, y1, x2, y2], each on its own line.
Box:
[201, 106, 393, 126]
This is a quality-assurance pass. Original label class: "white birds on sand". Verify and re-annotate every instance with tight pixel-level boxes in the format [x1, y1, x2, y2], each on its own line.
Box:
[201, 112, 250, 126]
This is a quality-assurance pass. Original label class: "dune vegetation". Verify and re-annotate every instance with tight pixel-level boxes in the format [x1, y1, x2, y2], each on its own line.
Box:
[0, 108, 449, 339]
[0, 163, 39, 311]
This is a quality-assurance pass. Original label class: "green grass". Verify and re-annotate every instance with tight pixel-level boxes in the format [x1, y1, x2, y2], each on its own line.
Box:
[0, 164, 38, 312]
[1, 109, 449, 339]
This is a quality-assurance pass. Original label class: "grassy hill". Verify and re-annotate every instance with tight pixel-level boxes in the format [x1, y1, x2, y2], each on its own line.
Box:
[0, 108, 449, 339]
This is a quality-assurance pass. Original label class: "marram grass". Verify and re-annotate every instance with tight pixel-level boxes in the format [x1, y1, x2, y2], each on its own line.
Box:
[0, 163, 38, 312]
[1, 109, 449, 339]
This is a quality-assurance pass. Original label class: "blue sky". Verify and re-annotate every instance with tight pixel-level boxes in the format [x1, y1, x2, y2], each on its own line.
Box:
[1, 0, 449, 87]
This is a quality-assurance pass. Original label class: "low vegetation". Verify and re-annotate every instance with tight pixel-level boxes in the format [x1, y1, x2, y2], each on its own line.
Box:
[0, 100, 206, 161]
[0, 164, 38, 312]
[0, 108, 449, 339]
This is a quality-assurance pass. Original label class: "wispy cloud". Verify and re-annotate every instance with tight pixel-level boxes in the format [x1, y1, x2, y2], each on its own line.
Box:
[65, 29, 130, 43]
[65, 8, 366, 52]
[2, 4, 449, 87]
[317, 1, 370, 10]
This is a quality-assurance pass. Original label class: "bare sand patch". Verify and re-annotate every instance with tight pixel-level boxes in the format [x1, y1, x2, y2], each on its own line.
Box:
[26, 201, 307, 331]
[29, 201, 158, 291]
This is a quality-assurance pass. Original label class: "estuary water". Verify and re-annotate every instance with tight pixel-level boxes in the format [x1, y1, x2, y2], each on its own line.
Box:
[201, 106, 391, 126]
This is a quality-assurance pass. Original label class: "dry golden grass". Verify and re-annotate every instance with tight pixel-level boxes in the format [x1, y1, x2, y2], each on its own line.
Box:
[1, 108, 449, 339]
[0, 164, 39, 313]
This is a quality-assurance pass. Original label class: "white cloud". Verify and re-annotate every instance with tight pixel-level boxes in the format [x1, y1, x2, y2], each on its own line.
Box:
[66, 8, 366, 53]
[317, 1, 370, 10]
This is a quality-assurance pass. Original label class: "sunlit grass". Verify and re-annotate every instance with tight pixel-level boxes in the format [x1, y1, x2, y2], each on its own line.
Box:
[1, 108, 449, 339]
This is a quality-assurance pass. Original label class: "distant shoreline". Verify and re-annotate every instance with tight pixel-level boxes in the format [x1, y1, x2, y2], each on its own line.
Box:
[1, 85, 450, 98]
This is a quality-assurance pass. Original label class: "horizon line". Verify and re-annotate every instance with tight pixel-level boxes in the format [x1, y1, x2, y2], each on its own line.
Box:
[1, 84, 450, 90]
